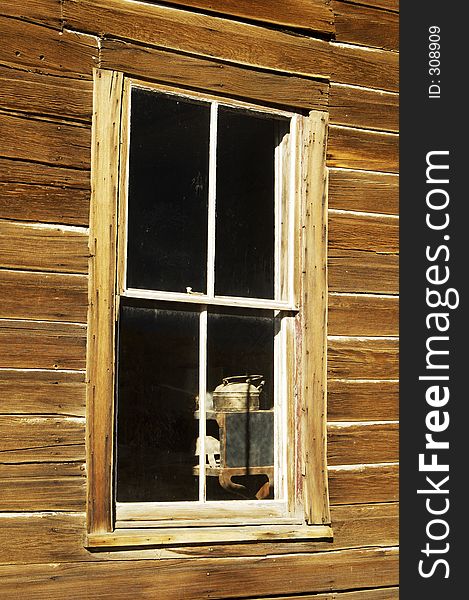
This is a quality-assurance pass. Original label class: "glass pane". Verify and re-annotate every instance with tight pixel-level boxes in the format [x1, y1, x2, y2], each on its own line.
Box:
[215, 108, 289, 299]
[205, 309, 276, 501]
[127, 88, 210, 293]
[116, 303, 199, 502]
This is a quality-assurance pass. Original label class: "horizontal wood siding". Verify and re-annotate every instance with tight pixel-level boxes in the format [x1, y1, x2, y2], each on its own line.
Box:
[0, 370, 85, 416]
[0, 320, 86, 370]
[0, 1, 398, 598]
[328, 169, 398, 215]
[101, 39, 329, 111]
[328, 380, 398, 422]
[0, 416, 85, 463]
[149, 0, 335, 34]
[0, 221, 89, 273]
[332, 1, 399, 51]
[0, 270, 88, 322]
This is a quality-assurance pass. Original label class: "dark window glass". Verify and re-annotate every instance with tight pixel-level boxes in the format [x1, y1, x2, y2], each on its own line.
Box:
[205, 309, 276, 500]
[127, 88, 210, 293]
[215, 108, 288, 299]
[116, 303, 199, 502]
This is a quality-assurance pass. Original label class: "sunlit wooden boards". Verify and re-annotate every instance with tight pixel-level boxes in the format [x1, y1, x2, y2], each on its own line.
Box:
[62, 0, 398, 92]
[0, 548, 398, 597]
[0, 0, 62, 29]
[329, 85, 398, 133]
[0, 15, 98, 78]
[328, 380, 398, 422]
[328, 170, 398, 215]
[332, 1, 399, 51]
[0, 504, 397, 558]
[147, 0, 335, 34]
[101, 39, 329, 112]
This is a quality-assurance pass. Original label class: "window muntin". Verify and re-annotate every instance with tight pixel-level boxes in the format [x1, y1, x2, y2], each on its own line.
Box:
[116, 84, 295, 511]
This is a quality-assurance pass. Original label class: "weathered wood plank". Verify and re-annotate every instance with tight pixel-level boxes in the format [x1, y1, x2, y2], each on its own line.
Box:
[0, 320, 86, 371]
[0, 270, 88, 322]
[101, 39, 329, 111]
[0, 66, 93, 122]
[0, 369, 85, 416]
[328, 169, 398, 215]
[329, 212, 398, 254]
[327, 126, 399, 173]
[148, 0, 335, 35]
[328, 293, 398, 336]
[64, 0, 397, 90]
[64, 0, 333, 80]
[0, 221, 89, 274]
[0, 415, 85, 463]
[329, 84, 398, 132]
[339, 0, 398, 12]
[0, 0, 61, 29]
[0, 113, 90, 169]
[0, 548, 399, 596]
[0, 182, 89, 226]
[328, 423, 398, 466]
[329, 464, 399, 505]
[0, 16, 98, 79]
[328, 380, 399, 422]
[328, 250, 398, 294]
[0, 463, 85, 511]
[0, 158, 90, 190]
[333, 1, 398, 51]
[246, 587, 399, 600]
[0, 504, 397, 563]
[331, 42, 398, 92]
[328, 337, 399, 379]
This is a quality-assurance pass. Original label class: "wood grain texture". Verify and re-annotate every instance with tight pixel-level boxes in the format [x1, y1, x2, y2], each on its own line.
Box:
[328, 337, 399, 379]
[0, 66, 93, 122]
[338, 0, 398, 12]
[329, 212, 398, 254]
[0, 182, 89, 226]
[0, 548, 398, 596]
[0, 158, 90, 190]
[0, 504, 396, 563]
[328, 169, 398, 215]
[245, 589, 399, 600]
[147, 0, 335, 34]
[101, 39, 329, 111]
[0, 415, 85, 463]
[331, 42, 398, 92]
[0, 463, 85, 511]
[333, 1, 398, 51]
[329, 464, 398, 504]
[301, 112, 330, 525]
[0, 16, 98, 78]
[0, 221, 89, 274]
[0, 320, 86, 370]
[328, 294, 398, 336]
[327, 126, 399, 173]
[328, 423, 398, 466]
[64, 0, 333, 80]
[328, 250, 398, 294]
[86, 69, 124, 534]
[0, 113, 90, 169]
[0, 369, 85, 416]
[328, 380, 399, 422]
[0, 0, 61, 29]
[0, 270, 88, 322]
[329, 84, 398, 132]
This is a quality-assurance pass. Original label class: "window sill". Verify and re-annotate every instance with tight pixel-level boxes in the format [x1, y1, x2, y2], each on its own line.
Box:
[86, 524, 333, 549]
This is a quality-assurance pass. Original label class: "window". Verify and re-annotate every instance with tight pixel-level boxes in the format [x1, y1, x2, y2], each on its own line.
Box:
[86, 70, 331, 548]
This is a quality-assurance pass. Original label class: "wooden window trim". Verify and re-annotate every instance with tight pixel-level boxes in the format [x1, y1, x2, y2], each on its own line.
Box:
[86, 69, 330, 548]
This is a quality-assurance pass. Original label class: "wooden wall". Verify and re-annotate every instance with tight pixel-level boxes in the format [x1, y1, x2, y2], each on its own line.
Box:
[0, 0, 398, 597]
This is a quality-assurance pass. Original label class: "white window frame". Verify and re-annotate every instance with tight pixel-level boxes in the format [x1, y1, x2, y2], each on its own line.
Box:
[86, 69, 331, 549]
